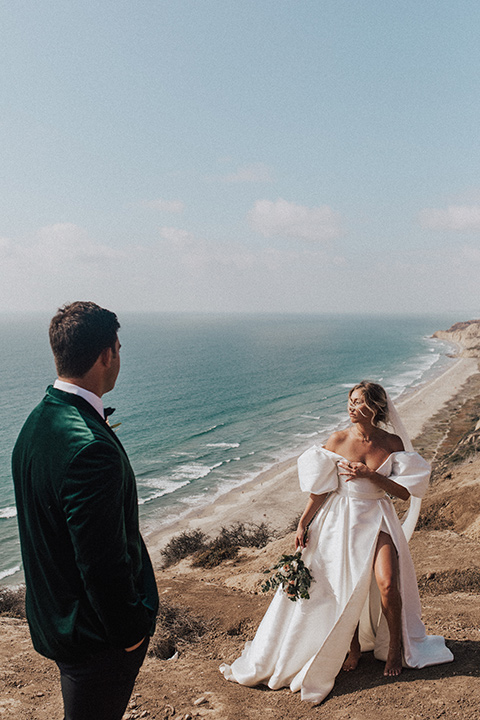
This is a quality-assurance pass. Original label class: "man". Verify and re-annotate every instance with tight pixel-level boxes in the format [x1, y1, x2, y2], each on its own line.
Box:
[12, 301, 159, 720]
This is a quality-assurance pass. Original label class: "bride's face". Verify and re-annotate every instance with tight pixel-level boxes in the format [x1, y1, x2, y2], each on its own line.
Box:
[348, 389, 374, 424]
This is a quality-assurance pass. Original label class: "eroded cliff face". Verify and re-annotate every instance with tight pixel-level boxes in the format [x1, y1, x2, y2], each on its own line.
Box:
[433, 319, 480, 358]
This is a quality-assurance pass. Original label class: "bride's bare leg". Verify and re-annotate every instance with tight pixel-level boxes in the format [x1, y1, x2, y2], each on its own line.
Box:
[342, 625, 362, 671]
[374, 531, 403, 676]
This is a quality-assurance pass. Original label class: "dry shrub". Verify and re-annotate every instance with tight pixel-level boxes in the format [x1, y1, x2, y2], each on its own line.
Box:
[286, 514, 302, 533]
[214, 522, 271, 550]
[417, 500, 454, 531]
[417, 567, 480, 595]
[191, 545, 239, 568]
[161, 522, 273, 569]
[450, 429, 480, 463]
[149, 600, 208, 660]
[191, 521, 272, 569]
[0, 585, 26, 619]
[160, 529, 208, 568]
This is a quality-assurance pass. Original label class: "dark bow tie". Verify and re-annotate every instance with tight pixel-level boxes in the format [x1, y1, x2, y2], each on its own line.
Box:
[104, 407, 116, 420]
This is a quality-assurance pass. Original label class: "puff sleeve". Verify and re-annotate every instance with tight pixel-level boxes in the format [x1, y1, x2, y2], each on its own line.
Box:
[297, 446, 339, 495]
[388, 452, 430, 498]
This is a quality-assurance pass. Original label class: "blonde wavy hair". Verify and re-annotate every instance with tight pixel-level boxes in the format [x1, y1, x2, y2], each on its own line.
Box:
[349, 381, 389, 426]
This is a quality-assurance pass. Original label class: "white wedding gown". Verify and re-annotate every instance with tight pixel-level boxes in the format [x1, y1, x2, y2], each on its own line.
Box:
[220, 447, 453, 704]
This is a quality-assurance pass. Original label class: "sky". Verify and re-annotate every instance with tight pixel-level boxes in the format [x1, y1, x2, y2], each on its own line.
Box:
[1, 0, 480, 316]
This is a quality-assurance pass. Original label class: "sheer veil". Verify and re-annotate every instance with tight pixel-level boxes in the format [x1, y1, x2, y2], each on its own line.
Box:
[385, 392, 421, 542]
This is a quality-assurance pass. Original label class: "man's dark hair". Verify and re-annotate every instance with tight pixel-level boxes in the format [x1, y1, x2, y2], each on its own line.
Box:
[49, 301, 120, 378]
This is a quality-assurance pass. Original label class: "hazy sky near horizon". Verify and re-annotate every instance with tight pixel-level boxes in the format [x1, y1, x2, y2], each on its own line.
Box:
[1, 1, 480, 315]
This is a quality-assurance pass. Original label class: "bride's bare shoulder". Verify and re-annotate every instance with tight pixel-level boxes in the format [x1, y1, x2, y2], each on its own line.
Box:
[380, 428, 405, 452]
[324, 429, 349, 452]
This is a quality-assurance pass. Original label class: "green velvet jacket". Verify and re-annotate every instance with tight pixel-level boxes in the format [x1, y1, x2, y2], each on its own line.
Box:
[12, 386, 159, 662]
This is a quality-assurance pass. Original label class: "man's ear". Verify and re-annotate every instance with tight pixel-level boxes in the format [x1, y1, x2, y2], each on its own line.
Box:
[99, 346, 113, 368]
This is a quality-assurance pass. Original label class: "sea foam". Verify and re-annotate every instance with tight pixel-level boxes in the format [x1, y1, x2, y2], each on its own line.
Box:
[0, 564, 21, 581]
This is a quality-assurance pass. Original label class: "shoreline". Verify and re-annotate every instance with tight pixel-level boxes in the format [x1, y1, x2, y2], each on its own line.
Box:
[147, 353, 479, 565]
[396, 355, 478, 439]
[2, 335, 478, 584]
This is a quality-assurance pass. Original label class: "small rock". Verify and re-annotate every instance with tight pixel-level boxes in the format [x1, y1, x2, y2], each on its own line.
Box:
[140, 712, 149, 718]
[193, 696, 208, 706]
[35, 692, 45, 697]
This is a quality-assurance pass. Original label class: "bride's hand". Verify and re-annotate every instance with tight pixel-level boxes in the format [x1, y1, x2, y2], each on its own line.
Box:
[338, 460, 369, 481]
[295, 523, 308, 550]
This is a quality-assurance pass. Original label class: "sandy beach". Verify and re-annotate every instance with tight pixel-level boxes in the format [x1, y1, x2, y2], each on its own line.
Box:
[148, 353, 479, 563]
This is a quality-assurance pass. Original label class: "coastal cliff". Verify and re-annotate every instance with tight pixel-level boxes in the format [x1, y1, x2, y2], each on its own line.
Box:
[2, 380, 480, 719]
[2, 336, 480, 719]
[433, 319, 480, 358]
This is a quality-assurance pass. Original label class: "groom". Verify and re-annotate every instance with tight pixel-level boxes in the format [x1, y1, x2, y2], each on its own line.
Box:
[12, 301, 159, 720]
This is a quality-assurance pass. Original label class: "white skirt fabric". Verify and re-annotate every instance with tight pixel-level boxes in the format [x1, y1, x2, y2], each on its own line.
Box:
[220, 448, 453, 704]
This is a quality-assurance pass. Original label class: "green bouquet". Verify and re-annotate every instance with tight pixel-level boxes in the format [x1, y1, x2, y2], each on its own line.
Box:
[261, 551, 314, 602]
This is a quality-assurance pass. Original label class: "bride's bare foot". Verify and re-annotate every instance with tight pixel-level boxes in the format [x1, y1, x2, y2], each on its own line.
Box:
[342, 647, 362, 672]
[384, 645, 402, 676]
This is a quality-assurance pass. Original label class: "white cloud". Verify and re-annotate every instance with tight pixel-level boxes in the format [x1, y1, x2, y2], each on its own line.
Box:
[2, 223, 124, 270]
[142, 199, 185, 213]
[156, 224, 343, 278]
[0, 224, 127, 311]
[419, 205, 480, 231]
[159, 226, 196, 245]
[32, 223, 124, 266]
[159, 226, 258, 272]
[1, 220, 477, 315]
[0, 237, 13, 256]
[461, 245, 480, 263]
[248, 198, 342, 241]
[222, 163, 273, 183]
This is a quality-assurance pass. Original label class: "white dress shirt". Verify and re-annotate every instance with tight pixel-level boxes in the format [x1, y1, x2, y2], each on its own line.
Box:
[53, 379, 105, 419]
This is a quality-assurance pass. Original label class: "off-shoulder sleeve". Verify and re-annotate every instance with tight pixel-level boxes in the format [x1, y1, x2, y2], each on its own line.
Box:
[297, 446, 339, 495]
[388, 452, 431, 498]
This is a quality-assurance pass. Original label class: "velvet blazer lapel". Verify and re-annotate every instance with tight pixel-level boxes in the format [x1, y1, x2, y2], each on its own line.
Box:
[46, 386, 128, 454]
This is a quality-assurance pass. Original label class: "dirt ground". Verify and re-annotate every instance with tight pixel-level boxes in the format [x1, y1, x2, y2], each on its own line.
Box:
[1, 375, 480, 720]
[2, 528, 479, 719]
[1, 528, 480, 720]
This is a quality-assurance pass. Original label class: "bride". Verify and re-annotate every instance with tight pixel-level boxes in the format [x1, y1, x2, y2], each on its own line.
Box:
[220, 381, 453, 704]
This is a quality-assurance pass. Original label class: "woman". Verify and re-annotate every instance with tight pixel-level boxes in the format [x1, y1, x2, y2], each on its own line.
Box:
[220, 381, 453, 704]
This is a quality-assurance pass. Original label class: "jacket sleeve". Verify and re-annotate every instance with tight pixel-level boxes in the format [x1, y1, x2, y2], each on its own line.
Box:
[60, 440, 154, 648]
[297, 446, 339, 495]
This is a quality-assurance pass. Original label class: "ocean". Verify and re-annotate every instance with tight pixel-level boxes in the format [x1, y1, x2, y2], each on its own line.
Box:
[0, 312, 458, 585]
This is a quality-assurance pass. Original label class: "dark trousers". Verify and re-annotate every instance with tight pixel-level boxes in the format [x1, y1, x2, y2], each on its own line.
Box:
[56, 637, 149, 720]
